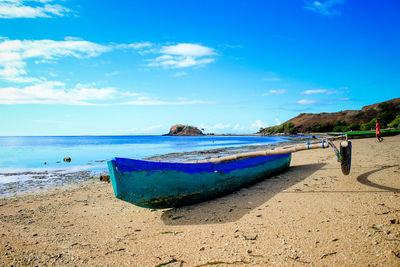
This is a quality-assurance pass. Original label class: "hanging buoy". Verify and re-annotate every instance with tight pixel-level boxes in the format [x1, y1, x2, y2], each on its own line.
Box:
[340, 140, 352, 175]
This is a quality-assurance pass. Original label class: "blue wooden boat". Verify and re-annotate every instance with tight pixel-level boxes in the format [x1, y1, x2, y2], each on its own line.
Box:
[107, 153, 291, 209]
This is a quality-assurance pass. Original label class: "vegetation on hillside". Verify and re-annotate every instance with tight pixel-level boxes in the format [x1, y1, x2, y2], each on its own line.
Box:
[260, 102, 400, 134]
[262, 122, 296, 134]
[388, 115, 400, 128]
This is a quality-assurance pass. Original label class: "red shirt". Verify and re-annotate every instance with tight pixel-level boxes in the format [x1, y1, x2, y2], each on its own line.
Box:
[376, 121, 381, 134]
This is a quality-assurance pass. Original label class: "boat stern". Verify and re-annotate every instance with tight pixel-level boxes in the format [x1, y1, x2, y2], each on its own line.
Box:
[107, 159, 120, 198]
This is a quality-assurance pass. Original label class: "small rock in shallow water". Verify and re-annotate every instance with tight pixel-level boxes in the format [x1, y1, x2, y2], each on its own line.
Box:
[63, 157, 71, 163]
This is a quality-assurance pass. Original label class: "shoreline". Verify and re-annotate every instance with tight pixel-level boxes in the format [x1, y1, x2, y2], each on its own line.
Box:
[144, 136, 313, 162]
[0, 136, 311, 198]
[0, 135, 399, 265]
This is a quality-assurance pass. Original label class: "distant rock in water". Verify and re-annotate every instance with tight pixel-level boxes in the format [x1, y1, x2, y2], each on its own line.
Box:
[164, 124, 204, 136]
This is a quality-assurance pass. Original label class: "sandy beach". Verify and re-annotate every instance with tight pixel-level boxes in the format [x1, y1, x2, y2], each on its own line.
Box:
[1, 136, 399, 266]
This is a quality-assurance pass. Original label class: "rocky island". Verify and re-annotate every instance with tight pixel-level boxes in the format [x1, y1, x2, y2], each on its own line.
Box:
[164, 124, 204, 136]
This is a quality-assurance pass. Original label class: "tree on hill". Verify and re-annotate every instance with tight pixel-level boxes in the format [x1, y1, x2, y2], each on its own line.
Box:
[377, 102, 398, 127]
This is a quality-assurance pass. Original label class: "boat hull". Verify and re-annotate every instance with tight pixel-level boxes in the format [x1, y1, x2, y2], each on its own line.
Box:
[107, 153, 291, 209]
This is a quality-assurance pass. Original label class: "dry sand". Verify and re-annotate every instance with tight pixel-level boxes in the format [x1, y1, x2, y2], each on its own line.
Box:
[1, 136, 399, 266]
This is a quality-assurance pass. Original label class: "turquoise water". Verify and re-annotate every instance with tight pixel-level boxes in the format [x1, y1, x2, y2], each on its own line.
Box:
[0, 135, 291, 190]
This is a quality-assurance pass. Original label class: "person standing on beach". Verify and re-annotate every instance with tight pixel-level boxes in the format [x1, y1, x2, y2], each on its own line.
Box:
[376, 119, 383, 142]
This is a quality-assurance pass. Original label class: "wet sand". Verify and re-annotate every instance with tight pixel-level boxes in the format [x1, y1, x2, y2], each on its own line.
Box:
[0, 136, 399, 266]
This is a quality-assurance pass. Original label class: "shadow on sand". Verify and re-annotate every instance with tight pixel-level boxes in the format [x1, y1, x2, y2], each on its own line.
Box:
[161, 163, 325, 225]
[356, 164, 400, 193]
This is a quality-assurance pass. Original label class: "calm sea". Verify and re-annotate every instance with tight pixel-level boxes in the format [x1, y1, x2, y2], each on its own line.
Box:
[0, 135, 291, 195]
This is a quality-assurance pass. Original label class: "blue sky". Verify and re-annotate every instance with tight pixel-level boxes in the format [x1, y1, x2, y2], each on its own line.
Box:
[0, 0, 399, 135]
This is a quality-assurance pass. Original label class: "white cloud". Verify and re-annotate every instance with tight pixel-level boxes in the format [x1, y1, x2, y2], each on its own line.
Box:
[303, 0, 344, 15]
[274, 118, 282, 125]
[114, 42, 153, 50]
[199, 123, 230, 132]
[263, 77, 280, 81]
[0, 81, 117, 105]
[0, 80, 217, 105]
[198, 121, 272, 133]
[148, 55, 214, 69]
[300, 88, 343, 95]
[301, 89, 328, 95]
[3, 76, 42, 83]
[0, 37, 218, 105]
[297, 99, 317, 105]
[148, 43, 216, 69]
[160, 43, 215, 57]
[126, 42, 152, 50]
[251, 120, 268, 130]
[172, 71, 187, 77]
[0, 38, 217, 83]
[0, 0, 71, 19]
[0, 37, 111, 82]
[262, 89, 286, 96]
